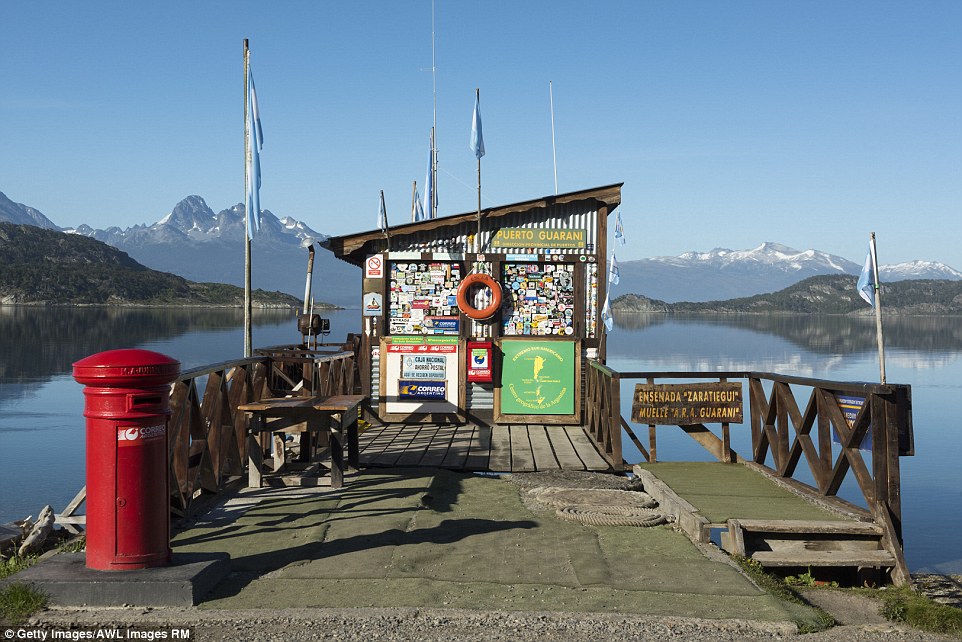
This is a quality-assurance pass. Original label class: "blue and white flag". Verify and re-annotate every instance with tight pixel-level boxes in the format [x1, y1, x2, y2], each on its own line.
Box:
[470, 91, 485, 160]
[601, 294, 613, 332]
[424, 136, 435, 219]
[245, 64, 264, 240]
[857, 243, 876, 307]
[378, 191, 388, 233]
[608, 252, 620, 286]
[413, 184, 425, 222]
[614, 211, 626, 246]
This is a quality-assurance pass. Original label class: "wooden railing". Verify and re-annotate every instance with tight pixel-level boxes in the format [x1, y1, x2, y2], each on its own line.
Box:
[584, 361, 624, 470]
[57, 343, 362, 529]
[583, 362, 914, 580]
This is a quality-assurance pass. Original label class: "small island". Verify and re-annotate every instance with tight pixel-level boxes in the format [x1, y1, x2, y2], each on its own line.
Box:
[613, 274, 962, 315]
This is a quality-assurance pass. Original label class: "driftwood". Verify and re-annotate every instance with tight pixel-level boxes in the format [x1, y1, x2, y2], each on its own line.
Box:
[18, 505, 54, 557]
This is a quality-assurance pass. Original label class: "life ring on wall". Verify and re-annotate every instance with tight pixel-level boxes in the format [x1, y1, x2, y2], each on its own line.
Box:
[456, 273, 503, 320]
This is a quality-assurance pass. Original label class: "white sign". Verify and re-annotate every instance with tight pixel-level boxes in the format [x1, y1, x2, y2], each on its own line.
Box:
[365, 255, 383, 278]
[402, 354, 447, 380]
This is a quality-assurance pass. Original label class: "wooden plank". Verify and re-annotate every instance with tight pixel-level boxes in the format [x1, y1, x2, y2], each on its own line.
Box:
[487, 425, 512, 472]
[527, 425, 560, 471]
[733, 519, 881, 536]
[358, 424, 406, 465]
[395, 425, 438, 466]
[464, 424, 492, 471]
[564, 426, 610, 471]
[751, 550, 895, 567]
[357, 425, 387, 453]
[419, 425, 458, 467]
[509, 425, 536, 472]
[441, 426, 475, 470]
[371, 425, 425, 467]
[548, 426, 586, 470]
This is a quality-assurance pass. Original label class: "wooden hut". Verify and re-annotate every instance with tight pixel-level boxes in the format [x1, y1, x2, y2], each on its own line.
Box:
[326, 183, 622, 427]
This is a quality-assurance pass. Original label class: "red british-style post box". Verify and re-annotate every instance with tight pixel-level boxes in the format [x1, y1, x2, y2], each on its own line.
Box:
[72, 349, 180, 570]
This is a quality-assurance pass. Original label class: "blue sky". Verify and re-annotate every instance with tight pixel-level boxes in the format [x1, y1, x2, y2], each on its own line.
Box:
[2, 1, 960, 267]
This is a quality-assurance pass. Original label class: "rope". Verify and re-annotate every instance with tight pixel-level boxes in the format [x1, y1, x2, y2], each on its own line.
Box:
[555, 505, 667, 528]
[527, 487, 658, 510]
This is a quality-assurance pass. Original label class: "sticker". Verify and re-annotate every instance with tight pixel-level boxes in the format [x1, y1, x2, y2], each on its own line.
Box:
[399, 380, 447, 399]
[363, 292, 383, 316]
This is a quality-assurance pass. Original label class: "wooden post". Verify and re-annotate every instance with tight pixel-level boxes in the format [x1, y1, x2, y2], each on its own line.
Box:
[647, 376, 657, 463]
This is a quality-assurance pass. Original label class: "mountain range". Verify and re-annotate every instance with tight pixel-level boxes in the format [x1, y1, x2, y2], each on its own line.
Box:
[0, 222, 304, 307]
[616, 242, 962, 302]
[1, 191, 960, 306]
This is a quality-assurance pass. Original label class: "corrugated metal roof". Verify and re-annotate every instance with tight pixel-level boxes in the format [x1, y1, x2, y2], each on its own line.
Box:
[326, 183, 622, 265]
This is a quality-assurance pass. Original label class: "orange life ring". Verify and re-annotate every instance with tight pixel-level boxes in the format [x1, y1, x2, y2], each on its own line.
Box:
[456, 273, 503, 320]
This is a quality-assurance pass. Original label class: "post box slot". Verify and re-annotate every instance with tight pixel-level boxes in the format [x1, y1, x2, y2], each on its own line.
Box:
[127, 394, 163, 411]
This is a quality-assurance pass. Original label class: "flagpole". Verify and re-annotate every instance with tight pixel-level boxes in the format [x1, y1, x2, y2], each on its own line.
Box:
[243, 39, 252, 358]
[431, 0, 438, 218]
[869, 232, 886, 383]
[549, 80, 558, 195]
[411, 181, 417, 223]
[430, 127, 437, 218]
[475, 88, 482, 253]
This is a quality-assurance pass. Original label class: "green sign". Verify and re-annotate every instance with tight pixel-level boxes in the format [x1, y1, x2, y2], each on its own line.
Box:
[501, 340, 575, 415]
[491, 227, 587, 249]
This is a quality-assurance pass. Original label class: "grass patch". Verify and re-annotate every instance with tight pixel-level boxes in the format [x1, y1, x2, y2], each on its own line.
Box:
[0, 582, 48, 625]
[57, 536, 86, 554]
[873, 585, 962, 637]
[0, 554, 38, 581]
[733, 555, 836, 634]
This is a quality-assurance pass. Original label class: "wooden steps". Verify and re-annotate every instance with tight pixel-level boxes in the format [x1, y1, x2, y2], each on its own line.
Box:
[723, 519, 896, 571]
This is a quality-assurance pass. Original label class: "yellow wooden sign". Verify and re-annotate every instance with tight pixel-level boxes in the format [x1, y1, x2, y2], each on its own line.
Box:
[491, 227, 587, 249]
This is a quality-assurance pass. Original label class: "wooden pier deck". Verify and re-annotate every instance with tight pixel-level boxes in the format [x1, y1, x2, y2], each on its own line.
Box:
[358, 424, 613, 473]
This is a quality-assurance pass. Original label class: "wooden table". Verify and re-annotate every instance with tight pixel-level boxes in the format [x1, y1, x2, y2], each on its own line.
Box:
[239, 394, 365, 488]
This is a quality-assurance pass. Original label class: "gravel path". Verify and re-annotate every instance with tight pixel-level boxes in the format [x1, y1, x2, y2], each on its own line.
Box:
[30, 605, 956, 641]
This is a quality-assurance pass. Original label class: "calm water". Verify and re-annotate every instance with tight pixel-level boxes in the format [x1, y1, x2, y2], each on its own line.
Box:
[0, 307, 958, 574]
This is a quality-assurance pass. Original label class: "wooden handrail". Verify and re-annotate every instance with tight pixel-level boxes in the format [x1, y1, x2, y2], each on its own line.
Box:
[582, 358, 913, 581]
[57, 343, 363, 529]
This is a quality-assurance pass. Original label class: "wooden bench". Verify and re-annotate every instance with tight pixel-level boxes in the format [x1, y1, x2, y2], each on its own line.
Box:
[239, 394, 365, 489]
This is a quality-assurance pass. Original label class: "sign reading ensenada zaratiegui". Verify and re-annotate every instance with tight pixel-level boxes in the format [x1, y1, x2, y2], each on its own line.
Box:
[631, 382, 743, 425]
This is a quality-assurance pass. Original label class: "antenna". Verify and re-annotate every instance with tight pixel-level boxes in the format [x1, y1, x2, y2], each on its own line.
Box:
[550, 81, 558, 195]
[420, 1, 440, 218]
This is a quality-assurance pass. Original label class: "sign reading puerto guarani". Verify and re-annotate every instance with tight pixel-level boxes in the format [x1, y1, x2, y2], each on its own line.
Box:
[631, 382, 742, 425]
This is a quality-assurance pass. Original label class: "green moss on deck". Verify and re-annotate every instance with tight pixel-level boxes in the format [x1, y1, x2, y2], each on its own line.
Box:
[635, 462, 848, 524]
[171, 468, 821, 627]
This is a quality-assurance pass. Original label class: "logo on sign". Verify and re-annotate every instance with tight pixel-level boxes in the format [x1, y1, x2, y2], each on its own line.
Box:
[398, 381, 447, 400]
[117, 425, 165, 446]
[471, 349, 488, 368]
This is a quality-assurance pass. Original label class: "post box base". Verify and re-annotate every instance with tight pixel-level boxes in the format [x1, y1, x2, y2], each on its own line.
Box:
[0, 552, 229, 607]
[86, 549, 172, 571]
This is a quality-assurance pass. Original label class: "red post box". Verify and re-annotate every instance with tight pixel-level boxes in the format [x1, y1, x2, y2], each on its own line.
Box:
[467, 341, 493, 383]
[72, 349, 180, 571]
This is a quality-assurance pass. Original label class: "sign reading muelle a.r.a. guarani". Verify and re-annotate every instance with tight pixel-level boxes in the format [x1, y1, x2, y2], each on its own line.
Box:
[631, 382, 743, 425]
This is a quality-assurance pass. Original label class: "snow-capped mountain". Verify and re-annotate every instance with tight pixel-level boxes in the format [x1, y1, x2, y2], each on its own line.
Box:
[6, 189, 960, 307]
[880, 261, 962, 282]
[617, 242, 961, 303]
[63, 196, 357, 306]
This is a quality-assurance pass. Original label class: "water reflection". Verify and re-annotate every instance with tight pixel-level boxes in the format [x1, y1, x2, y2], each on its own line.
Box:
[0, 306, 295, 405]
[613, 313, 962, 369]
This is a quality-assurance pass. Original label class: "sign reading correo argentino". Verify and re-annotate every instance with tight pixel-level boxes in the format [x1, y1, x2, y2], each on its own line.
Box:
[631, 382, 743, 425]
